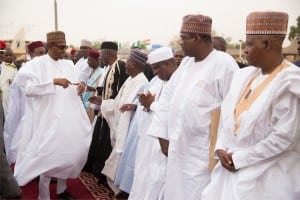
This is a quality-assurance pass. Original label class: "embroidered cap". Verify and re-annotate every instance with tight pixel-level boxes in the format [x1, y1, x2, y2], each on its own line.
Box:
[128, 49, 148, 65]
[47, 31, 66, 44]
[148, 46, 174, 65]
[181, 14, 212, 35]
[246, 11, 288, 35]
[88, 50, 100, 59]
[28, 41, 44, 52]
[80, 39, 93, 48]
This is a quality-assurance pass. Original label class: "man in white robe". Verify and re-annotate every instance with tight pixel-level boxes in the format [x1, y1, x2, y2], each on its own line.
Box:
[0, 48, 17, 116]
[14, 31, 92, 200]
[81, 50, 103, 110]
[75, 39, 93, 82]
[151, 15, 238, 200]
[83, 41, 128, 183]
[99, 49, 149, 195]
[4, 41, 46, 164]
[202, 11, 300, 200]
[129, 46, 178, 200]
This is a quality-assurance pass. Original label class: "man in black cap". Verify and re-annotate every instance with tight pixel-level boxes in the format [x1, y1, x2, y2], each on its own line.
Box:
[83, 41, 128, 185]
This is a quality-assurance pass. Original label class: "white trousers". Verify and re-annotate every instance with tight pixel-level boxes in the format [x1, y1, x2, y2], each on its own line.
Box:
[38, 174, 67, 200]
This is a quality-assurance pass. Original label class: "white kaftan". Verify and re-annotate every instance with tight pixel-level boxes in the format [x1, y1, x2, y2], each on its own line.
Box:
[75, 57, 92, 83]
[129, 76, 168, 200]
[202, 62, 300, 200]
[3, 62, 32, 164]
[14, 54, 92, 186]
[101, 73, 148, 181]
[152, 50, 238, 200]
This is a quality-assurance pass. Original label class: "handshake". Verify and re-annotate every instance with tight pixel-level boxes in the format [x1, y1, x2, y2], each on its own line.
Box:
[53, 78, 86, 95]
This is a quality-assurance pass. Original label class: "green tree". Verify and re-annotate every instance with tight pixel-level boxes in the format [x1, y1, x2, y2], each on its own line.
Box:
[288, 16, 300, 41]
[92, 40, 101, 50]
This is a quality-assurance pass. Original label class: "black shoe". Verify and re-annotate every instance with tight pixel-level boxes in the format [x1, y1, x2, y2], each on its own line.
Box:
[50, 177, 57, 184]
[97, 176, 109, 187]
[57, 190, 74, 200]
[115, 191, 129, 199]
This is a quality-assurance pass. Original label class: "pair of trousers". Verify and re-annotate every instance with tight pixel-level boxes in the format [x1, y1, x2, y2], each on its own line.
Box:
[38, 174, 66, 200]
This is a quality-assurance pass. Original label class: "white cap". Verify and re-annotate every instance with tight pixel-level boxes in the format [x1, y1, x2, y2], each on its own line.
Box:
[147, 46, 174, 64]
[80, 39, 93, 48]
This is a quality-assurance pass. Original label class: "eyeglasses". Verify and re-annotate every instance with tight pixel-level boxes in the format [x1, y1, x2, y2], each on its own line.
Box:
[53, 44, 68, 50]
[180, 34, 195, 41]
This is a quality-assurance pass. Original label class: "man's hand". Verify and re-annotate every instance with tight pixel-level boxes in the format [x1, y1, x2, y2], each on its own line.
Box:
[88, 96, 102, 105]
[75, 82, 86, 95]
[216, 149, 237, 172]
[159, 138, 169, 157]
[119, 103, 137, 113]
[53, 78, 71, 88]
[138, 91, 155, 111]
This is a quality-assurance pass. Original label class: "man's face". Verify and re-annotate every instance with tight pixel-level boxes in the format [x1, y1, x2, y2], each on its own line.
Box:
[48, 42, 68, 60]
[30, 46, 46, 58]
[244, 35, 265, 67]
[174, 49, 184, 66]
[100, 49, 116, 65]
[80, 46, 91, 58]
[100, 49, 109, 65]
[87, 56, 99, 69]
[3, 49, 15, 63]
[180, 32, 196, 57]
[125, 58, 137, 76]
[151, 61, 171, 81]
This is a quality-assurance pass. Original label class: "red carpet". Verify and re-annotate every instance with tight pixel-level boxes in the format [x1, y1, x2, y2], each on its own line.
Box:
[21, 172, 114, 200]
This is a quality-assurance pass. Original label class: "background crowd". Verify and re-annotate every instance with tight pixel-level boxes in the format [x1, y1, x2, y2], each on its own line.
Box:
[1, 10, 300, 200]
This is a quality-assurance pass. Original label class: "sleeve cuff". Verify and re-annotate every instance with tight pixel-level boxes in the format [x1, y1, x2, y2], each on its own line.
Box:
[149, 101, 159, 112]
[232, 150, 249, 169]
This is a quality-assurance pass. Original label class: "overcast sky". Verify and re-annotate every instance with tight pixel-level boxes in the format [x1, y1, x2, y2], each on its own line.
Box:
[0, 0, 299, 47]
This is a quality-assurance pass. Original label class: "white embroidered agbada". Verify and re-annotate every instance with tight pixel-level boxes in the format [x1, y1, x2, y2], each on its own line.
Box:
[202, 62, 300, 200]
[14, 54, 92, 186]
[129, 76, 167, 200]
[152, 50, 238, 200]
[0, 62, 18, 116]
[101, 72, 148, 180]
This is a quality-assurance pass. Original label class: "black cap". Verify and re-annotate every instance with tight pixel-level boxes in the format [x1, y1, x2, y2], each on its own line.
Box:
[100, 41, 118, 51]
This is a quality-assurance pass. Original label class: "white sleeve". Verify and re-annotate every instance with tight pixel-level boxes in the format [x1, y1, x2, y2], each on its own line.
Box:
[79, 64, 92, 83]
[147, 80, 174, 140]
[214, 113, 228, 157]
[25, 73, 56, 97]
[232, 92, 299, 169]
[217, 56, 239, 100]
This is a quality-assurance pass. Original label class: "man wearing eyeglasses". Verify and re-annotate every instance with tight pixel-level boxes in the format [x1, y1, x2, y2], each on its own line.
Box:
[13, 31, 92, 200]
[151, 14, 239, 200]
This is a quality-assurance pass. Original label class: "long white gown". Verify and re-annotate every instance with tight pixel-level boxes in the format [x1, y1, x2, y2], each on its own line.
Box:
[152, 50, 238, 200]
[101, 73, 149, 181]
[14, 54, 92, 186]
[202, 62, 300, 200]
[129, 76, 167, 200]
